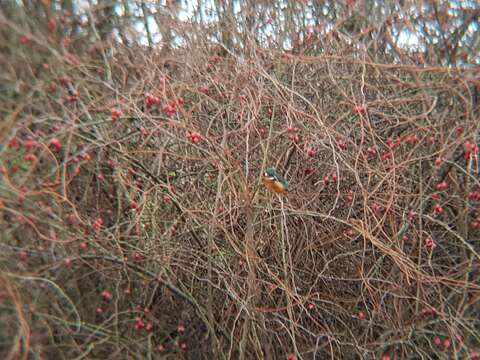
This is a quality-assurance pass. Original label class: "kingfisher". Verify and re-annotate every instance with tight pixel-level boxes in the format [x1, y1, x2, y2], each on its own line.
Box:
[262, 167, 289, 194]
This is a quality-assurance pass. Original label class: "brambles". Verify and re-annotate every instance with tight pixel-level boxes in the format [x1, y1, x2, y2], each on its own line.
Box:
[1, 3, 479, 359]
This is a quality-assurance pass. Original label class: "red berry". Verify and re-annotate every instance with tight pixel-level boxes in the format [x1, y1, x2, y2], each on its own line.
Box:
[381, 152, 391, 161]
[19, 249, 28, 261]
[387, 137, 400, 149]
[286, 353, 297, 360]
[49, 138, 62, 151]
[139, 127, 148, 136]
[468, 191, 480, 201]
[145, 94, 160, 106]
[352, 105, 366, 114]
[470, 351, 480, 359]
[111, 108, 122, 121]
[425, 237, 435, 249]
[336, 139, 347, 150]
[471, 218, 480, 230]
[130, 201, 139, 210]
[306, 147, 316, 157]
[8, 138, 18, 149]
[421, 307, 437, 316]
[436, 181, 447, 191]
[20, 35, 31, 44]
[47, 18, 57, 31]
[101, 289, 112, 301]
[92, 217, 103, 232]
[162, 103, 176, 116]
[406, 134, 418, 145]
[464, 141, 479, 160]
[357, 311, 365, 320]
[187, 132, 202, 144]
[346, 191, 353, 202]
[24, 154, 37, 162]
[433, 203, 443, 214]
[24, 137, 37, 150]
[198, 86, 209, 94]
[434, 337, 441, 346]
[434, 158, 442, 166]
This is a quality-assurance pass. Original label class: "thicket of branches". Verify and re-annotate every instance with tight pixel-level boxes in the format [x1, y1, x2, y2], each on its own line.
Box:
[1, 1, 480, 359]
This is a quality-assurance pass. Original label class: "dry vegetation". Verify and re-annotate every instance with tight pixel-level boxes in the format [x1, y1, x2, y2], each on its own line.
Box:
[1, 2, 480, 359]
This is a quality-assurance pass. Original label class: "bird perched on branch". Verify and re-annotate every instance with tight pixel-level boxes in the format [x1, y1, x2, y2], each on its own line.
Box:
[262, 167, 289, 194]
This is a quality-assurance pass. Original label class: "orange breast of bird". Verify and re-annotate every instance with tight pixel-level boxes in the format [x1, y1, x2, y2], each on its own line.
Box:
[263, 178, 286, 193]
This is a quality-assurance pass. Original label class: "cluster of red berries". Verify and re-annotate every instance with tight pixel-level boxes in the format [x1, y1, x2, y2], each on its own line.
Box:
[145, 94, 161, 107]
[24, 137, 37, 150]
[433, 337, 451, 350]
[387, 137, 401, 149]
[425, 237, 436, 249]
[323, 173, 337, 185]
[471, 216, 480, 230]
[367, 146, 377, 156]
[432, 203, 444, 214]
[111, 108, 122, 121]
[436, 181, 448, 191]
[464, 141, 478, 160]
[186, 131, 202, 144]
[405, 134, 418, 145]
[305, 147, 316, 157]
[92, 217, 103, 232]
[24, 154, 37, 162]
[162, 98, 184, 116]
[469, 191, 480, 201]
[134, 316, 153, 332]
[287, 126, 300, 144]
[101, 289, 112, 301]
